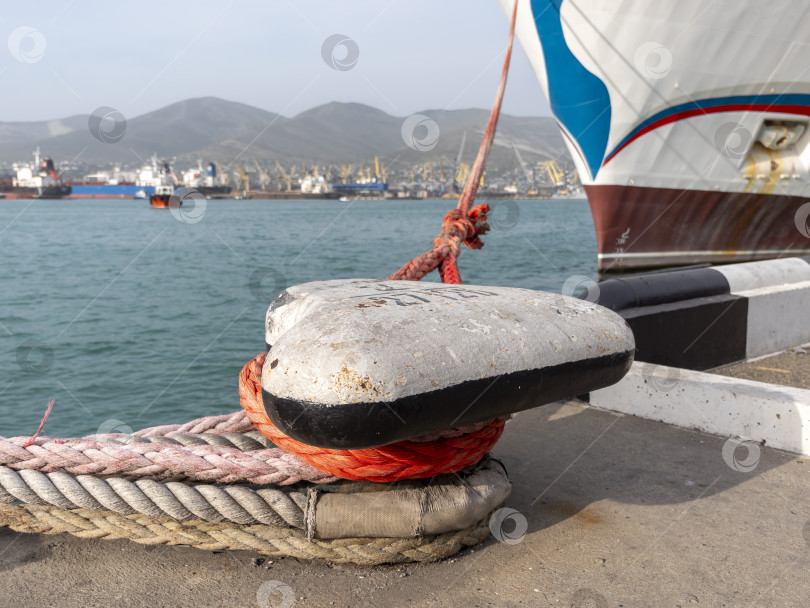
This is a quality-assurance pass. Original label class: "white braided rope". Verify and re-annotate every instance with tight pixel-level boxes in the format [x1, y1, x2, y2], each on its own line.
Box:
[0, 465, 307, 527]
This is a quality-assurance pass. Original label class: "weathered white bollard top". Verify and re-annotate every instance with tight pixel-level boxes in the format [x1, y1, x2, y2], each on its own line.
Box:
[263, 279, 634, 449]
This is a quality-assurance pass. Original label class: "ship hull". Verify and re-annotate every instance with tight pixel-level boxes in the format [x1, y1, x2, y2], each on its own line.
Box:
[196, 185, 232, 197]
[500, 0, 810, 270]
[149, 194, 179, 209]
[0, 185, 72, 199]
[34, 186, 72, 199]
[69, 184, 153, 198]
[587, 185, 810, 271]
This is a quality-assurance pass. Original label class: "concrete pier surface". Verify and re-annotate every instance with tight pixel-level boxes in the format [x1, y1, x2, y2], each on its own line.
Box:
[1, 401, 808, 608]
[715, 347, 810, 390]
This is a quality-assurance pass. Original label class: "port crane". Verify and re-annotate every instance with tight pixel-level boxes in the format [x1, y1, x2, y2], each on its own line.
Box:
[253, 160, 270, 191]
[373, 156, 387, 183]
[541, 160, 566, 190]
[454, 161, 485, 190]
[212, 161, 230, 186]
[453, 132, 467, 192]
[233, 162, 250, 193]
[455, 162, 470, 188]
[274, 158, 292, 191]
[512, 143, 533, 194]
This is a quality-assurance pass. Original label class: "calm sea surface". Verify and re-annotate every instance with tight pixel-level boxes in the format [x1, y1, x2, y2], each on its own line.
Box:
[0, 198, 595, 438]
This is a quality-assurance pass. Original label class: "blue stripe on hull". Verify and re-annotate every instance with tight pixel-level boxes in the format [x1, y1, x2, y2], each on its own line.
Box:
[529, 0, 611, 178]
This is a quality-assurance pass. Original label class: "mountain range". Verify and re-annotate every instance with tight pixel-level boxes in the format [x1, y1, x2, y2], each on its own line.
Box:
[0, 97, 568, 171]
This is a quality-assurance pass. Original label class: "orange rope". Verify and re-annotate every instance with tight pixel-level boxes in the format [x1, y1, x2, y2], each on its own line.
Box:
[388, 0, 518, 284]
[239, 353, 505, 482]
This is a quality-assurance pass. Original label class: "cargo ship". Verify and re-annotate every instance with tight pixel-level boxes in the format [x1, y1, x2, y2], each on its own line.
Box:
[67, 159, 227, 199]
[0, 149, 71, 199]
[180, 161, 231, 198]
[500, 0, 810, 271]
[69, 157, 174, 199]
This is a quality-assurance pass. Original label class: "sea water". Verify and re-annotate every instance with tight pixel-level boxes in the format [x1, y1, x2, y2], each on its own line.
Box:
[0, 198, 595, 437]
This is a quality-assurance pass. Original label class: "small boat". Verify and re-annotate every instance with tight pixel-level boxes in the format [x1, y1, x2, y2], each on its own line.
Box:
[339, 196, 351, 202]
[149, 185, 178, 208]
[142, 157, 180, 208]
[134, 189, 147, 200]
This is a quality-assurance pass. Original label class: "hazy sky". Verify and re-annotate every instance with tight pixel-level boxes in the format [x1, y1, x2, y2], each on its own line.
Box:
[0, 1, 552, 123]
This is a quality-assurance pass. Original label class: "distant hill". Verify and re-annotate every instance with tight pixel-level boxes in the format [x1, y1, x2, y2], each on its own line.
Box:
[0, 98, 282, 163]
[0, 97, 567, 170]
[0, 115, 88, 147]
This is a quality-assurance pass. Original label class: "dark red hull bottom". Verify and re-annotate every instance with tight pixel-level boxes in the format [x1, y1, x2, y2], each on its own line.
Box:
[585, 185, 810, 272]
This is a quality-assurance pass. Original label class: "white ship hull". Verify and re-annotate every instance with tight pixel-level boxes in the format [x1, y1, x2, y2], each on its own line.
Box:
[500, 0, 810, 270]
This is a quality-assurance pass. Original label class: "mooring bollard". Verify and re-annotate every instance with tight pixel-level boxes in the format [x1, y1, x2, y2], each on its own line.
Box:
[261, 279, 635, 449]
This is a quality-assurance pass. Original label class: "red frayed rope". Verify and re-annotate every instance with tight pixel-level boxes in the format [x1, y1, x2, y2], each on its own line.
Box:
[24, 399, 55, 448]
